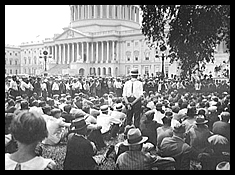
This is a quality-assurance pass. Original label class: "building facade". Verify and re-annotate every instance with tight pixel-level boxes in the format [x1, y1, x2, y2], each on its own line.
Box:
[5, 45, 21, 75]
[19, 5, 179, 77]
[7, 5, 229, 78]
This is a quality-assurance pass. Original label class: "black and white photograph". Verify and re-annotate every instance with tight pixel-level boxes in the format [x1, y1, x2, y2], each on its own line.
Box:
[5, 5, 230, 170]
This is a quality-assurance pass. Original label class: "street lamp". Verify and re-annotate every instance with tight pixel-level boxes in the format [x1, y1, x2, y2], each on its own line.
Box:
[159, 44, 167, 79]
[39, 50, 51, 72]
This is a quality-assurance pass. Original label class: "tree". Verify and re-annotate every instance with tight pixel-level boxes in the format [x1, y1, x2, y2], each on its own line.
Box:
[140, 5, 230, 78]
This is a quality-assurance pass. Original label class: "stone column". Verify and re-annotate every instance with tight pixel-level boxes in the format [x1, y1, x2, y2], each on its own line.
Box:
[106, 41, 109, 63]
[101, 41, 104, 63]
[100, 5, 102, 18]
[96, 42, 98, 63]
[112, 40, 115, 62]
[86, 42, 89, 63]
[58, 44, 61, 64]
[67, 43, 70, 64]
[81, 42, 84, 62]
[63, 44, 65, 64]
[87, 5, 89, 19]
[76, 42, 79, 62]
[52, 45, 55, 60]
[72, 42, 74, 62]
[136, 8, 139, 23]
[91, 42, 93, 63]
[55, 45, 57, 63]
[116, 41, 119, 62]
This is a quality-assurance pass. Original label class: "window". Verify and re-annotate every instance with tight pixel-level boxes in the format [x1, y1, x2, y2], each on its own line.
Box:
[24, 69, 27, 73]
[25, 51, 26, 54]
[145, 49, 150, 60]
[126, 51, 131, 61]
[134, 50, 139, 61]
[145, 67, 149, 75]
[10, 69, 12, 74]
[10, 53, 12, 55]
[127, 43, 130, 47]
[9, 60, 12, 65]
[15, 60, 17, 65]
[24, 57, 27, 64]
[135, 42, 138, 46]
[28, 57, 31, 64]
[15, 69, 18, 74]
[15, 53, 17, 56]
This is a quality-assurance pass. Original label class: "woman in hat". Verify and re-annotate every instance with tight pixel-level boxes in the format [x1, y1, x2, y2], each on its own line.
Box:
[63, 118, 98, 170]
[5, 111, 56, 170]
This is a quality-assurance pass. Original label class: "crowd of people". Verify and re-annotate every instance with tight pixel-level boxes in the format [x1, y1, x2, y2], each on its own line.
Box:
[5, 70, 230, 170]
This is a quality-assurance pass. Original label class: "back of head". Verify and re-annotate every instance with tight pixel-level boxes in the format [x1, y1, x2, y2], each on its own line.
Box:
[220, 112, 230, 122]
[10, 111, 48, 144]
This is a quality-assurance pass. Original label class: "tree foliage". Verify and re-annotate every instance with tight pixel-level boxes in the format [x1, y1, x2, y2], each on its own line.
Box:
[140, 5, 230, 78]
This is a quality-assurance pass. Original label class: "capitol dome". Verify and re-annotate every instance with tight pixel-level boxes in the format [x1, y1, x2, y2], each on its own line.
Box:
[69, 5, 141, 33]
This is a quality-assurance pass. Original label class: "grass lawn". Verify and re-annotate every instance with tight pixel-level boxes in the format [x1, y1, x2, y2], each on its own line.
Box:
[40, 134, 124, 170]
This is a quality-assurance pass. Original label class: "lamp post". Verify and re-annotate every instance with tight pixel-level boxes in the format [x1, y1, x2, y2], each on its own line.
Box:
[39, 50, 51, 72]
[160, 44, 167, 80]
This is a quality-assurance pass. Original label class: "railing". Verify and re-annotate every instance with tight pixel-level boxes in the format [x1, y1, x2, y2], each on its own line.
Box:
[89, 30, 141, 37]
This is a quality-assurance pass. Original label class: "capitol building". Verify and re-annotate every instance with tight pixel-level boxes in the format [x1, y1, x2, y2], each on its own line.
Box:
[5, 5, 229, 78]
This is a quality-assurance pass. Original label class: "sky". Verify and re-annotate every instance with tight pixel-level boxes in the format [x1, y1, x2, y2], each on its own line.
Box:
[5, 5, 70, 46]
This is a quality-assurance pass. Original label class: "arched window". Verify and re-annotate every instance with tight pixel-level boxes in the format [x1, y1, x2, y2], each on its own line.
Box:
[126, 51, 131, 61]
[108, 67, 112, 76]
[103, 67, 106, 76]
[98, 67, 101, 76]
[28, 57, 31, 64]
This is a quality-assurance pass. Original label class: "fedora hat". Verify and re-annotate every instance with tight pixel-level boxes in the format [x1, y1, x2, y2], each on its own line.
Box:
[130, 68, 138, 76]
[195, 116, 208, 125]
[71, 118, 88, 131]
[123, 128, 148, 146]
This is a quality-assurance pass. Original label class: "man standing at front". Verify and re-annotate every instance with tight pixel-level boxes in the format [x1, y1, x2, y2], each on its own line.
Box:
[123, 68, 143, 128]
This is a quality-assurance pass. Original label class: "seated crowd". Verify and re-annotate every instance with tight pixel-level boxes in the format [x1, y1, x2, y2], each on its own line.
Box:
[5, 75, 230, 170]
